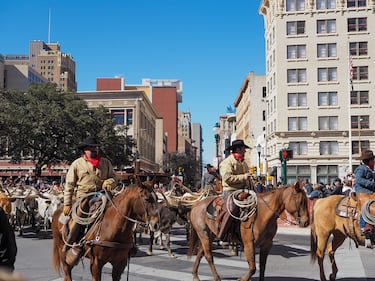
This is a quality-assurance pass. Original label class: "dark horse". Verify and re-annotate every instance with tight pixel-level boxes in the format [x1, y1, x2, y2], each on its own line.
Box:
[51, 178, 159, 281]
[310, 192, 375, 281]
[187, 181, 310, 281]
[0, 206, 17, 272]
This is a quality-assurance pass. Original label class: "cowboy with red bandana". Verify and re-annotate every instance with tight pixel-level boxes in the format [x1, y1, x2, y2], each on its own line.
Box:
[62, 136, 117, 264]
[217, 139, 254, 242]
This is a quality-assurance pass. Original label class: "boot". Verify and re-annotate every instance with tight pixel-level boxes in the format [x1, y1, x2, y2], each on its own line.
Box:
[65, 245, 83, 266]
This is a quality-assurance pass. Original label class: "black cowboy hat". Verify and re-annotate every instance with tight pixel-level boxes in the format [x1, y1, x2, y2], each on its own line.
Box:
[77, 136, 101, 150]
[205, 164, 214, 168]
[359, 150, 375, 161]
[227, 139, 250, 151]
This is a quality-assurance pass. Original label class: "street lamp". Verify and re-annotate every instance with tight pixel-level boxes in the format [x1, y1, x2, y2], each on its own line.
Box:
[213, 122, 220, 169]
[256, 144, 261, 177]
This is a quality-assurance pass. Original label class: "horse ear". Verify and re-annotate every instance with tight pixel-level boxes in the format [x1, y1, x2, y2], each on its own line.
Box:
[294, 181, 303, 192]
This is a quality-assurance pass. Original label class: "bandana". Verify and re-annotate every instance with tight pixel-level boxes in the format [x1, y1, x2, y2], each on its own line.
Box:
[232, 153, 244, 162]
[84, 153, 101, 168]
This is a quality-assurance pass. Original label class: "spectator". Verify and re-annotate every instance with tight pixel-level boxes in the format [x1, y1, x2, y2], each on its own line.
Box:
[308, 183, 324, 199]
[326, 178, 343, 196]
[303, 179, 313, 196]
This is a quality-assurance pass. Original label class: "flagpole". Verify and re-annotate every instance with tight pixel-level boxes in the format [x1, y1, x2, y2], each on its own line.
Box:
[348, 41, 353, 173]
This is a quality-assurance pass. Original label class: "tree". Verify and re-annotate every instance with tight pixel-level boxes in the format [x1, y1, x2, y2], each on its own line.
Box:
[168, 152, 200, 189]
[0, 83, 135, 177]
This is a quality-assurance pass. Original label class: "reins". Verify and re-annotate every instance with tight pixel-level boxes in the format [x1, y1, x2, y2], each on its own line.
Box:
[259, 186, 300, 226]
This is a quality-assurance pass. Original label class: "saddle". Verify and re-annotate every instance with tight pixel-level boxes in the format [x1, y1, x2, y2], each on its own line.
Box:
[335, 193, 358, 219]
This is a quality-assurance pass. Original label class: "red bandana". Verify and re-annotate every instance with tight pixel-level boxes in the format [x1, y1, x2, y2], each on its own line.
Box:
[84, 154, 101, 168]
[232, 153, 244, 162]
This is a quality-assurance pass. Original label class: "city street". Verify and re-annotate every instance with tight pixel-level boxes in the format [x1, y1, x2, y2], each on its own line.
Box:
[12, 223, 375, 281]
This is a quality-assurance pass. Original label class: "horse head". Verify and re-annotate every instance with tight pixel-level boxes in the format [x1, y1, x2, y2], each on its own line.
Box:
[284, 181, 310, 227]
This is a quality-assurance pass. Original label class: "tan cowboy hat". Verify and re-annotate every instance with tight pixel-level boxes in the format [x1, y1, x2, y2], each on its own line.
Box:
[359, 150, 375, 161]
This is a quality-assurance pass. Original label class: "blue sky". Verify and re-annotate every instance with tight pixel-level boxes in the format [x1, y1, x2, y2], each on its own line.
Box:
[1, 0, 265, 165]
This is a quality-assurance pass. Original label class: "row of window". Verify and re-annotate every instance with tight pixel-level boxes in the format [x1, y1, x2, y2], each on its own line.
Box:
[287, 18, 367, 36]
[111, 109, 134, 126]
[289, 140, 368, 155]
[288, 91, 369, 107]
[288, 115, 368, 131]
[39, 60, 55, 64]
[287, 41, 368, 59]
[286, 0, 367, 11]
[286, 165, 341, 186]
[287, 66, 368, 83]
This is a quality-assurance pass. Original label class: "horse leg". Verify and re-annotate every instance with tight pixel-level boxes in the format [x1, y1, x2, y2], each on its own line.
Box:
[327, 232, 346, 281]
[62, 262, 73, 281]
[111, 259, 127, 281]
[239, 227, 256, 281]
[316, 232, 329, 281]
[90, 257, 104, 281]
[147, 230, 154, 256]
[257, 242, 272, 281]
[165, 231, 176, 258]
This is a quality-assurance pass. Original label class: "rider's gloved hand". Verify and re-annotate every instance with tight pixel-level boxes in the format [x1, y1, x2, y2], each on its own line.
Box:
[102, 179, 115, 191]
[63, 205, 71, 216]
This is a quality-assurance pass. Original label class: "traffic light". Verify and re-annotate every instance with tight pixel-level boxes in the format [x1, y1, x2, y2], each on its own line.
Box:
[279, 148, 293, 161]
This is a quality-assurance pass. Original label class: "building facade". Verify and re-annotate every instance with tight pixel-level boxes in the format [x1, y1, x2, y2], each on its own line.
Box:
[259, 0, 375, 184]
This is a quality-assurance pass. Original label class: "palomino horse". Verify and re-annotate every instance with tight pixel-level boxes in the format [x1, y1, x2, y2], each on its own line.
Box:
[187, 181, 310, 281]
[310, 192, 375, 281]
[51, 178, 159, 281]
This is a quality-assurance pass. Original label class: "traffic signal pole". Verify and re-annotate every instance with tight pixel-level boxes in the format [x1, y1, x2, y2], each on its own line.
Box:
[282, 158, 287, 185]
[279, 148, 293, 185]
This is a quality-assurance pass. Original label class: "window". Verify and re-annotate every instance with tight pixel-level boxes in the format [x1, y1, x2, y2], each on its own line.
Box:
[317, 43, 337, 58]
[352, 66, 368, 80]
[287, 45, 306, 59]
[318, 116, 338, 130]
[316, 0, 336, 9]
[288, 92, 307, 107]
[317, 19, 336, 34]
[351, 115, 369, 129]
[111, 109, 125, 125]
[351, 90, 369, 105]
[320, 141, 338, 155]
[350, 42, 368, 56]
[287, 69, 306, 83]
[347, 0, 367, 8]
[348, 18, 367, 32]
[318, 92, 337, 106]
[352, 140, 370, 154]
[288, 117, 307, 131]
[317, 165, 338, 185]
[287, 21, 305, 35]
[286, 0, 305, 11]
[318, 67, 337, 82]
[289, 142, 308, 155]
[126, 109, 133, 125]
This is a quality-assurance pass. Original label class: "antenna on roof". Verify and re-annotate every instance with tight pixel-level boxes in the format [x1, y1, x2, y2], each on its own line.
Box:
[48, 8, 51, 43]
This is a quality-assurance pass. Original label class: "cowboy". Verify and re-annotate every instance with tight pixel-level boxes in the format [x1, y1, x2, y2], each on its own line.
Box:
[201, 164, 221, 194]
[217, 139, 254, 247]
[62, 136, 117, 265]
[353, 149, 375, 247]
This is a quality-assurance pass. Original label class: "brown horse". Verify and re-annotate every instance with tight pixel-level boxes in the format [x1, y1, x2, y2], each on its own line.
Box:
[310, 192, 375, 281]
[187, 181, 310, 281]
[51, 178, 159, 281]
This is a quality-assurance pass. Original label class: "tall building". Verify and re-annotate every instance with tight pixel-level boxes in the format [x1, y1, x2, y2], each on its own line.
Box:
[29, 40, 77, 92]
[259, 0, 375, 184]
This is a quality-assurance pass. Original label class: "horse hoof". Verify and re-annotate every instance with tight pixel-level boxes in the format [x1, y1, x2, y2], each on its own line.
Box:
[146, 250, 153, 256]
[329, 273, 336, 281]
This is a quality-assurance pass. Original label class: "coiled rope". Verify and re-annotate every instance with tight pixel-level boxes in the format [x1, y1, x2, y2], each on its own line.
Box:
[71, 192, 107, 225]
[361, 199, 375, 225]
[227, 190, 257, 221]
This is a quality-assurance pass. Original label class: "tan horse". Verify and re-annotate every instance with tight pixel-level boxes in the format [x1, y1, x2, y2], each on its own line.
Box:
[187, 181, 310, 281]
[310, 192, 375, 281]
[51, 178, 159, 281]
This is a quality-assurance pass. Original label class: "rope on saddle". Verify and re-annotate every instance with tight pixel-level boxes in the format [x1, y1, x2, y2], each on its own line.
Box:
[361, 199, 375, 225]
[227, 190, 257, 221]
[71, 192, 107, 225]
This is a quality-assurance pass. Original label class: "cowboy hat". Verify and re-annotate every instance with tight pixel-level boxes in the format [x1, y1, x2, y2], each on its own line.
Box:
[205, 164, 214, 168]
[77, 136, 101, 150]
[227, 139, 250, 151]
[359, 150, 375, 161]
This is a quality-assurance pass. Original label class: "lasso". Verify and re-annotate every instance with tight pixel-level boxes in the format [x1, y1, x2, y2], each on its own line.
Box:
[227, 190, 257, 221]
[71, 192, 107, 225]
[361, 199, 375, 225]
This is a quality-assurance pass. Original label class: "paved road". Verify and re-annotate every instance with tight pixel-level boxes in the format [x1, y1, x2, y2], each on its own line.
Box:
[12, 225, 375, 281]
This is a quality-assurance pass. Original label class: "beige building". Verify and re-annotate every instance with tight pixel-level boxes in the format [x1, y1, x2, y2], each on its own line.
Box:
[259, 0, 375, 184]
[30, 40, 77, 92]
[77, 90, 162, 172]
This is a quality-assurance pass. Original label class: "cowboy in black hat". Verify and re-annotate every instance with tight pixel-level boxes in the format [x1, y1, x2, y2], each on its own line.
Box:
[200, 164, 221, 194]
[62, 135, 117, 265]
[354, 149, 375, 247]
[216, 139, 254, 253]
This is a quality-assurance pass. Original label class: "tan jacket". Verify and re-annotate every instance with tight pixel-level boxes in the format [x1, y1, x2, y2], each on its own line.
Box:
[63, 156, 117, 206]
[219, 154, 250, 192]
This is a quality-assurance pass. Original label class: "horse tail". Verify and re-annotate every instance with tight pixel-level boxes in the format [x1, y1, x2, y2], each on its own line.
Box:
[310, 222, 318, 263]
[51, 209, 63, 274]
[187, 222, 199, 258]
